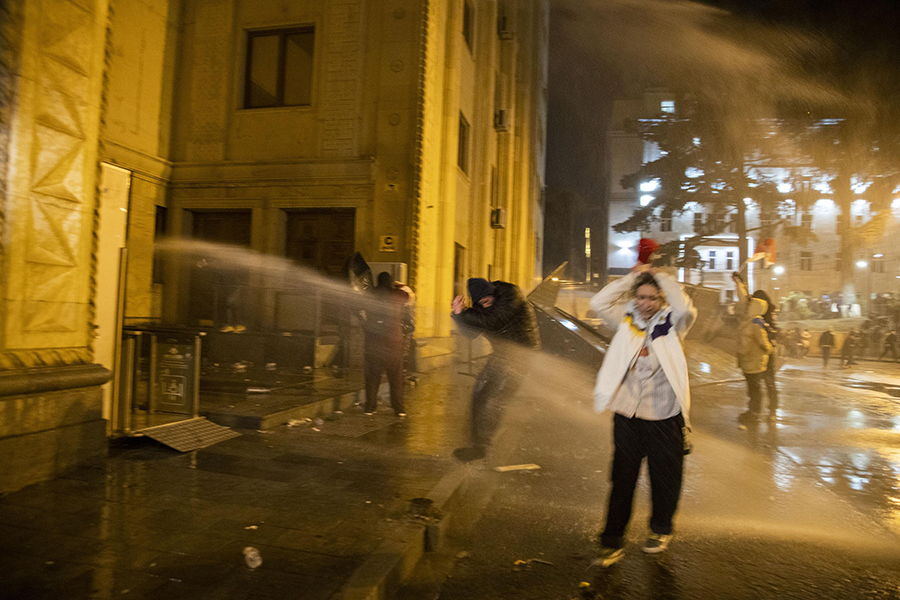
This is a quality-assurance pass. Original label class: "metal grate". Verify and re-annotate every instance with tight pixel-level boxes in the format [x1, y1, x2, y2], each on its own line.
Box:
[138, 417, 240, 452]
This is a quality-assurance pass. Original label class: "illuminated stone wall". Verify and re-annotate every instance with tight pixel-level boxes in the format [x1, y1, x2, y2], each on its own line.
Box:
[0, 0, 112, 493]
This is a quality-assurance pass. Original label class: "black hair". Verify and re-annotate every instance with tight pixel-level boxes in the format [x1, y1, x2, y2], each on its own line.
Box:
[376, 271, 394, 289]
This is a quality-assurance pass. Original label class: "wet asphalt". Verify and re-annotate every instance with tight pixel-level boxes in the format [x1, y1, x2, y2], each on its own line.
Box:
[418, 348, 900, 600]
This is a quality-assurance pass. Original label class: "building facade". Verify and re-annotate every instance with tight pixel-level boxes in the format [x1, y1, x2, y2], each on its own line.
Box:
[0, 0, 548, 493]
[607, 90, 900, 308]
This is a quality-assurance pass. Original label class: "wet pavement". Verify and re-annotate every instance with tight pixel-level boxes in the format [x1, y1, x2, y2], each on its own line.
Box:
[0, 365, 472, 600]
[405, 343, 900, 600]
[3, 341, 900, 599]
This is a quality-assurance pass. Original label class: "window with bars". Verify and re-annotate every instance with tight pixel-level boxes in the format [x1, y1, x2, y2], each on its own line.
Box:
[801, 251, 813, 271]
[708, 250, 717, 270]
[244, 28, 315, 109]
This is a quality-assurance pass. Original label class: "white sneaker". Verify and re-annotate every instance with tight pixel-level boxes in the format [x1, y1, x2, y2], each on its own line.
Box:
[642, 532, 671, 554]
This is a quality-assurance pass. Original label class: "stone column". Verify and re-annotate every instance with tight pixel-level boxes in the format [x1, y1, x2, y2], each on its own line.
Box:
[0, 0, 112, 494]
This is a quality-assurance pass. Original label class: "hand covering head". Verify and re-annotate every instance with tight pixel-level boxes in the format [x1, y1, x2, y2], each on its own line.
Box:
[467, 278, 495, 303]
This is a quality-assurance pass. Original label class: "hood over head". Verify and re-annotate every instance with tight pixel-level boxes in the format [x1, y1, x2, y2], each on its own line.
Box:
[747, 297, 768, 319]
[467, 278, 495, 303]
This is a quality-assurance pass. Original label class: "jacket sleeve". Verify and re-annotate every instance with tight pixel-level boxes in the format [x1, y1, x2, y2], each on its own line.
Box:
[734, 274, 750, 317]
[655, 272, 697, 335]
[589, 273, 636, 327]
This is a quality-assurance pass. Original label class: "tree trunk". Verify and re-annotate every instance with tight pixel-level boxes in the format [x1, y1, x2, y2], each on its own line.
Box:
[734, 165, 749, 267]
[834, 170, 856, 306]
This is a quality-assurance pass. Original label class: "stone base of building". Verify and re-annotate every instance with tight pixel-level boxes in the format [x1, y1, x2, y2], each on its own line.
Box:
[0, 365, 110, 495]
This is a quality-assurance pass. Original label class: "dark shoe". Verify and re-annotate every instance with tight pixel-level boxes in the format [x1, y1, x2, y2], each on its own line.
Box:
[737, 411, 758, 425]
[452, 446, 486, 462]
[590, 546, 624, 568]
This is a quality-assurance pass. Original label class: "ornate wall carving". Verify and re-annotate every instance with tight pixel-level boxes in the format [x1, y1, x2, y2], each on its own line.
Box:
[1, 0, 112, 369]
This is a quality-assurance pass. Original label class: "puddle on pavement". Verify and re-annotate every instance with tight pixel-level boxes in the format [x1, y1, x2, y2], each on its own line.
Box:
[842, 379, 900, 398]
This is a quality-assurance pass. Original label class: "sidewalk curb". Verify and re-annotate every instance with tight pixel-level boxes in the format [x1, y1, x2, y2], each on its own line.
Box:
[331, 464, 471, 600]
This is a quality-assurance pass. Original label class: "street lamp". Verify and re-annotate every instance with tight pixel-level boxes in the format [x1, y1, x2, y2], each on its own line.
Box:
[773, 265, 785, 276]
[856, 260, 868, 269]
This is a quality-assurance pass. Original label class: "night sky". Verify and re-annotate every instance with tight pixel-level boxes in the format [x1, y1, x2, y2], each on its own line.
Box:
[543, 0, 900, 278]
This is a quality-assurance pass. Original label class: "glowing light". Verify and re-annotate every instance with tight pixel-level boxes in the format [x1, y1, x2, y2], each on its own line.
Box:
[640, 180, 660, 192]
[692, 137, 701, 146]
[551, 277, 559, 282]
[685, 167, 703, 178]
[743, 197, 753, 206]
[773, 266, 785, 275]
[640, 195, 654, 207]
[874, 253, 884, 258]
[857, 260, 868, 269]
[892, 198, 900, 211]
[778, 183, 792, 194]
[815, 198, 835, 210]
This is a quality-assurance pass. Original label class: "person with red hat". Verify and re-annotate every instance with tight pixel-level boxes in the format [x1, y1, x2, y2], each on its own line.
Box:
[588, 239, 696, 566]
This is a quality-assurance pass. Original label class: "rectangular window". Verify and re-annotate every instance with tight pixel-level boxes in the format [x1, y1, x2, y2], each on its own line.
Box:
[873, 256, 885, 273]
[244, 28, 315, 109]
[152, 206, 168, 284]
[463, 0, 474, 53]
[726, 251, 734, 271]
[660, 214, 672, 232]
[660, 100, 675, 114]
[693, 212, 703, 233]
[802, 211, 813, 230]
[800, 251, 813, 271]
[490, 167, 499, 207]
[458, 113, 470, 174]
[708, 250, 717, 270]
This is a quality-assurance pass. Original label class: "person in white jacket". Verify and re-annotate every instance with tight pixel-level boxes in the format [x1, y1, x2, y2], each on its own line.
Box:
[590, 265, 697, 566]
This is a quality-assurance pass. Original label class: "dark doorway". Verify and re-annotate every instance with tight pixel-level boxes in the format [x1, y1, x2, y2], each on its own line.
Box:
[285, 209, 355, 278]
[454, 243, 466, 298]
[189, 210, 252, 327]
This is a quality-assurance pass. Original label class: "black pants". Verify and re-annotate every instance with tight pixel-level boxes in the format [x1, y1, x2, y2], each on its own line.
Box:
[600, 413, 685, 549]
[744, 371, 765, 414]
[879, 345, 898, 362]
[364, 350, 405, 414]
[821, 346, 832, 367]
[763, 355, 778, 412]
[470, 356, 521, 448]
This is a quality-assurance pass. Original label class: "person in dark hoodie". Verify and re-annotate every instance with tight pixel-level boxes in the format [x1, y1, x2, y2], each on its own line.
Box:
[450, 278, 540, 462]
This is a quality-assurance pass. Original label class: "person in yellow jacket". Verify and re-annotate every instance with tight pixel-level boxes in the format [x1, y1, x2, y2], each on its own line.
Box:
[736, 295, 773, 425]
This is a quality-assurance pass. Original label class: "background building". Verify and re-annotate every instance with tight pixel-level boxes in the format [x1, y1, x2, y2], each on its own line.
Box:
[0, 0, 549, 493]
[607, 90, 900, 308]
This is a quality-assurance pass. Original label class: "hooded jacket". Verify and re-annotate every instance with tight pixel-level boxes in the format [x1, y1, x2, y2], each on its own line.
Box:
[590, 271, 697, 425]
[738, 298, 773, 374]
[451, 281, 540, 351]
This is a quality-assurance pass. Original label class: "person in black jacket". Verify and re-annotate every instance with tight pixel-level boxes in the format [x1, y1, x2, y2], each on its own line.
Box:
[450, 278, 540, 462]
[819, 328, 836, 367]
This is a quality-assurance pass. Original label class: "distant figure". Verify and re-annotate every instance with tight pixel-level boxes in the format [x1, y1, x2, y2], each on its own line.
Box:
[819, 328, 835, 367]
[737, 298, 773, 424]
[749, 288, 780, 418]
[880, 330, 898, 363]
[363, 272, 412, 417]
[450, 278, 540, 462]
[841, 330, 859, 368]
[799, 329, 811, 359]
[589, 266, 696, 566]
